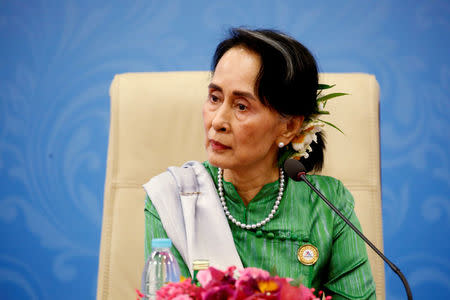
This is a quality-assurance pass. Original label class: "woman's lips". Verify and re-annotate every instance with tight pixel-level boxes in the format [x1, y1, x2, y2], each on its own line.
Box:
[210, 139, 231, 151]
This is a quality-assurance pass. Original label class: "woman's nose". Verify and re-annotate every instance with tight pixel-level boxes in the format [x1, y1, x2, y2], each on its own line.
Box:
[211, 103, 230, 132]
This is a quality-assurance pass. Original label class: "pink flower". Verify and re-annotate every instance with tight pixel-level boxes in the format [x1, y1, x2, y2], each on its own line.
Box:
[234, 270, 287, 299]
[197, 266, 236, 289]
[234, 267, 273, 298]
[279, 283, 319, 300]
[173, 295, 192, 300]
[156, 279, 203, 300]
[201, 285, 235, 300]
[238, 268, 270, 282]
[136, 288, 145, 300]
[145, 266, 325, 300]
[197, 270, 212, 287]
[197, 267, 237, 300]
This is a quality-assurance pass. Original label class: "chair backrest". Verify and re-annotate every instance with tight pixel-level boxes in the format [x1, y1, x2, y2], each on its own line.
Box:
[96, 71, 385, 299]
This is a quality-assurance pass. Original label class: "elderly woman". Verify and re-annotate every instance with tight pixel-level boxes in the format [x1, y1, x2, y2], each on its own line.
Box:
[144, 28, 376, 299]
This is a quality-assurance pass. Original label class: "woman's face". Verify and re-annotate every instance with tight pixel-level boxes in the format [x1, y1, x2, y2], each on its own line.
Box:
[203, 46, 286, 172]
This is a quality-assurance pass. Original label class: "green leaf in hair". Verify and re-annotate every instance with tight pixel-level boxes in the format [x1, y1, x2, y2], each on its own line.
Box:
[317, 84, 335, 90]
[318, 119, 345, 134]
[317, 92, 348, 102]
[282, 83, 347, 162]
[316, 111, 330, 115]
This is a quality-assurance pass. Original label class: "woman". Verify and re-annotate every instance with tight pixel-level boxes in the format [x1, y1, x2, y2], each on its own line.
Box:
[144, 28, 376, 299]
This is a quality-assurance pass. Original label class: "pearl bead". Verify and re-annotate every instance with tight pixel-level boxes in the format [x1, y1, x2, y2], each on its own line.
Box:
[217, 167, 284, 231]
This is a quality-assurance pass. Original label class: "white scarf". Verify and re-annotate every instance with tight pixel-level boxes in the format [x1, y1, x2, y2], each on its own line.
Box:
[143, 161, 243, 276]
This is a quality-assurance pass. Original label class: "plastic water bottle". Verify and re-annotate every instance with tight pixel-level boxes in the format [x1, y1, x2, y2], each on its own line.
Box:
[141, 238, 181, 299]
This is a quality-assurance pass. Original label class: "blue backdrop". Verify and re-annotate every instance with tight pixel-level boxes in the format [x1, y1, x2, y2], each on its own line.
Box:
[0, 1, 449, 299]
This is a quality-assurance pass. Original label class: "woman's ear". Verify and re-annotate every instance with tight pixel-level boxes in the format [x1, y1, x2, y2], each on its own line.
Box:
[281, 116, 304, 142]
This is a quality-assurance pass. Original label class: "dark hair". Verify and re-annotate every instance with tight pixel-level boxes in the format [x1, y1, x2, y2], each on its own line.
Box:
[211, 28, 325, 172]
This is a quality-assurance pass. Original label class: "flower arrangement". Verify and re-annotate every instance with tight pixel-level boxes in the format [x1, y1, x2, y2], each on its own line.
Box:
[281, 84, 348, 162]
[137, 266, 330, 300]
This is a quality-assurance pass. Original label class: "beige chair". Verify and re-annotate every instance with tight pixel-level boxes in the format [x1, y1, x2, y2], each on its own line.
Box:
[97, 72, 385, 299]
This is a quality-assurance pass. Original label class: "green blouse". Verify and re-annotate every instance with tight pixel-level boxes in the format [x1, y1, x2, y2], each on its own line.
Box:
[145, 161, 376, 299]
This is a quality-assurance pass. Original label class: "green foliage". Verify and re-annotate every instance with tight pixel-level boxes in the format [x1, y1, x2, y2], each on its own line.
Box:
[317, 92, 348, 103]
[317, 83, 335, 90]
[318, 119, 344, 134]
[289, 276, 304, 287]
[269, 265, 278, 277]
[315, 84, 348, 134]
[316, 110, 330, 115]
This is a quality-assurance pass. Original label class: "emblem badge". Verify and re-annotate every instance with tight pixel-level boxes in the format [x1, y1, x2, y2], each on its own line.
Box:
[297, 244, 319, 265]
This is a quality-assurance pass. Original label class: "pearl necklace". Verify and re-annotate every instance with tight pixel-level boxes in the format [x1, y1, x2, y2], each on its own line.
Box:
[217, 168, 285, 230]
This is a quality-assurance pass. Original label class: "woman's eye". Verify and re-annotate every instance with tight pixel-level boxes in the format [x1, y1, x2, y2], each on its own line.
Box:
[209, 94, 220, 103]
[237, 103, 247, 111]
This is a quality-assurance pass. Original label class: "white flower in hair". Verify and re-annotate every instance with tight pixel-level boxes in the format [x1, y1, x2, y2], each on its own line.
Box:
[287, 83, 347, 161]
[291, 119, 324, 159]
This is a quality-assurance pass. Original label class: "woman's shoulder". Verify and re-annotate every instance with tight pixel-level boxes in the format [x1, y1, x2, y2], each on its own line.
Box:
[290, 174, 355, 212]
[302, 174, 347, 194]
[305, 173, 341, 185]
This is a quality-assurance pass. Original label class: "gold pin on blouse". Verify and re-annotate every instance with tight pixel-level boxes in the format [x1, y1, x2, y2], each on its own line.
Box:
[297, 244, 319, 265]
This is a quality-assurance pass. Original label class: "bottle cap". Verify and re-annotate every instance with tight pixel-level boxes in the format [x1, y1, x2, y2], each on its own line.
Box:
[193, 259, 210, 270]
[151, 238, 172, 249]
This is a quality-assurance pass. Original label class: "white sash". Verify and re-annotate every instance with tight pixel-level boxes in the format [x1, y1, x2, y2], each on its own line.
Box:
[143, 161, 243, 276]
